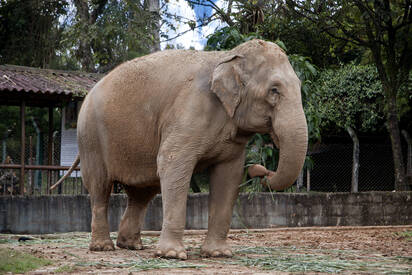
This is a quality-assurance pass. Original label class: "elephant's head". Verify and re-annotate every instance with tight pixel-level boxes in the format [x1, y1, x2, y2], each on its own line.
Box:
[211, 39, 308, 191]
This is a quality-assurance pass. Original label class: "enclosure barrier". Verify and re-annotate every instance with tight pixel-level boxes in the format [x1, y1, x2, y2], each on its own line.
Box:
[1, 192, 411, 234]
[0, 164, 82, 196]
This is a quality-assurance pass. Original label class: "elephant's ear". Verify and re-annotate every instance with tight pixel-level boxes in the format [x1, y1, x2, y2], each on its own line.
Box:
[211, 55, 246, 118]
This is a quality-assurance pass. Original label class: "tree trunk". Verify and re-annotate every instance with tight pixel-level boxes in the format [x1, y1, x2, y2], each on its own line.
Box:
[402, 130, 412, 187]
[147, 0, 160, 52]
[78, 40, 95, 72]
[347, 126, 359, 193]
[401, 130, 412, 174]
[296, 169, 303, 192]
[190, 177, 201, 193]
[386, 93, 409, 191]
[73, 0, 108, 72]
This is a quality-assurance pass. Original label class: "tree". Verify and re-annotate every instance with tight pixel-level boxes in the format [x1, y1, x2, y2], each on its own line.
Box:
[66, 0, 160, 72]
[71, 0, 108, 72]
[286, 0, 412, 190]
[0, 0, 68, 68]
[310, 64, 385, 134]
[258, 2, 367, 68]
[190, 1, 366, 68]
[309, 64, 386, 191]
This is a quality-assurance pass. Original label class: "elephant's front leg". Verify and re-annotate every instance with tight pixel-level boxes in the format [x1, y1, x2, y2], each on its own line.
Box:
[155, 148, 195, 260]
[201, 153, 245, 257]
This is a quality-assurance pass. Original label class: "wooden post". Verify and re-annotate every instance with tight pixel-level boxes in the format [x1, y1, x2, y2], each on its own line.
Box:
[306, 168, 310, 192]
[47, 106, 53, 194]
[20, 100, 25, 195]
[297, 169, 304, 192]
[347, 126, 359, 193]
[28, 136, 33, 195]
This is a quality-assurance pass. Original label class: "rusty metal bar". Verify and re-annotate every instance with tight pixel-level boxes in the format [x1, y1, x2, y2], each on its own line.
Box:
[20, 100, 25, 195]
[0, 164, 80, 171]
[47, 106, 53, 194]
[29, 136, 33, 195]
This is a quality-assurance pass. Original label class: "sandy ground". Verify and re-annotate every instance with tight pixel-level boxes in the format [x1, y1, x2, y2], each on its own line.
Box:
[1, 225, 411, 274]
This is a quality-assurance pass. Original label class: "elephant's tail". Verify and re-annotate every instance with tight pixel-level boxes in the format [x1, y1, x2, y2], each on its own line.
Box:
[50, 155, 80, 190]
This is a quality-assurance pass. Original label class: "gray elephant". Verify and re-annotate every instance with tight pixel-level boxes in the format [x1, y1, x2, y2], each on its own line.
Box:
[57, 39, 308, 260]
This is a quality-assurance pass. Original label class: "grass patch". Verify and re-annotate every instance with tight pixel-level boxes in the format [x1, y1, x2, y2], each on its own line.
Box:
[130, 257, 207, 272]
[229, 246, 412, 274]
[16, 234, 91, 248]
[55, 264, 77, 273]
[395, 230, 412, 241]
[142, 236, 158, 245]
[75, 256, 207, 272]
[0, 238, 17, 244]
[0, 248, 51, 274]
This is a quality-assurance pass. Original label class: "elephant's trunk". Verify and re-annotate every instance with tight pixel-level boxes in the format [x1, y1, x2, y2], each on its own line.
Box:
[267, 106, 308, 191]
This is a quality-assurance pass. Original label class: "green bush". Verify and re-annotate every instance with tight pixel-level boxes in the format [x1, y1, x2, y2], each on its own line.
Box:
[308, 63, 385, 135]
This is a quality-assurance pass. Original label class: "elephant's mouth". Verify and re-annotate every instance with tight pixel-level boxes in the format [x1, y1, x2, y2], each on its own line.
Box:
[270, 131, 280, 149]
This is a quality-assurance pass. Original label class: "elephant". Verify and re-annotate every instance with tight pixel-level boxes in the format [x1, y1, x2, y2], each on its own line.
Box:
[58, 39, 308, 260]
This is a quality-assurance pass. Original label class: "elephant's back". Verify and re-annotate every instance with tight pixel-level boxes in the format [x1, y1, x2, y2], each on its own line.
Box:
[78, 50, 221, 185]
[92, 50, 220, 113]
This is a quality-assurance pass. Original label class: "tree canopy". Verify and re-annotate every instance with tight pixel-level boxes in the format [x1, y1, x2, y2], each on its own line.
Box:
[0, 0, 411, 190]
[285, 0, 411, 189]
[309, 64, 385, 135]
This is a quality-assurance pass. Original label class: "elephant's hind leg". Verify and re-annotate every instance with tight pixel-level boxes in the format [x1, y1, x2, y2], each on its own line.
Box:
[117, 184, 160, 250]
[86, 173, 115, 251]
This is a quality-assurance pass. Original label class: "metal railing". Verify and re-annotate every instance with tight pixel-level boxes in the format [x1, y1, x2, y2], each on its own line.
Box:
[0, 164, 82, 195]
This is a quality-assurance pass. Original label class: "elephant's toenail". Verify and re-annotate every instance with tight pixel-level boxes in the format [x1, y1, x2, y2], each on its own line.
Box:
[211, 251, 220, 257]
[178, 252, 187, 260]
[223, 250, 232, 257]
[165, 250, 177, 258]
[155, 250, 162, 256]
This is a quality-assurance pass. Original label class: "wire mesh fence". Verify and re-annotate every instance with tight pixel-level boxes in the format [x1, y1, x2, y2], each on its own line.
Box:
[0, 134, 404, 195]
[308, 143, 395, 192]
[0, 133, 83, 195]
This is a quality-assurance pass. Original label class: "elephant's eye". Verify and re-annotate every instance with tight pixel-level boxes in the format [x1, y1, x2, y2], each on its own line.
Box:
[270, 87, 279, 95]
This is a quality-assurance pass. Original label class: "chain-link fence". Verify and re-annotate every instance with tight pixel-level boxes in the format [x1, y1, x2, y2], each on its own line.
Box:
[0, 133, 83, 195]
[308, 143, 395, 192]
[0, 133, 405, 195]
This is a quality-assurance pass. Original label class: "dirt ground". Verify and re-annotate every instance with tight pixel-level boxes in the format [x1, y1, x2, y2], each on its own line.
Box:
[1, 225, 411, 274]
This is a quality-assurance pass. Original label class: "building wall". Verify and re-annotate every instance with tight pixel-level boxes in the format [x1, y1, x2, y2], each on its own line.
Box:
[60, 105, 80, 176]
[1, 192, 411, 234]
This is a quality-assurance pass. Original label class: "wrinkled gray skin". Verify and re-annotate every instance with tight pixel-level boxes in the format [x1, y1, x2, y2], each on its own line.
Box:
[77, 39, 308, 259]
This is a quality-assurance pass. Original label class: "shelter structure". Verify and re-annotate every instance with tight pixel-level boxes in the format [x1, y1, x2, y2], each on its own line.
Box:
[0, 65, 102, 195]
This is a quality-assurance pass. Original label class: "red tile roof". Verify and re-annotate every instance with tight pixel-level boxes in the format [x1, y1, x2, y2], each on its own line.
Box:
[0, 65, 102, 97]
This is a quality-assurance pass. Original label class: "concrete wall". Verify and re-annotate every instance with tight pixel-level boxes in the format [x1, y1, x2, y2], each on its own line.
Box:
[1, 192, 411, 234]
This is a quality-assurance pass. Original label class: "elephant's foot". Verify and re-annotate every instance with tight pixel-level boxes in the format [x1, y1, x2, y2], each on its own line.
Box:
[116, 234, 143, 250]
[155, 239, 187, 260]
[89, 239, 115, 251]
[201, 240, 233, 257]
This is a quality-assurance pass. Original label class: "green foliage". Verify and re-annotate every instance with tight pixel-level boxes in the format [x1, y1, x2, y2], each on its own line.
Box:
[242, 134, 277, 193]
[54, 265, 77, 273]
[230, 245, 412, 274]
[394, 230, 412, 241]
[0, 0, 68, 68]
[0, 106, 61, 163]
[288, 54, 320, 143]
[0, 248, 51, 274]
[308, 64, 385, 134]
[205, 26, 261, 51]
[64, 0, 157, 72]
[257, 2, 365, 68]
